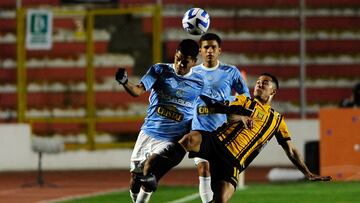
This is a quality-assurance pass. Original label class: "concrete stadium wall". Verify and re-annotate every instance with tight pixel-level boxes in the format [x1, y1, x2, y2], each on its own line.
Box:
[0, 120, 319, 171]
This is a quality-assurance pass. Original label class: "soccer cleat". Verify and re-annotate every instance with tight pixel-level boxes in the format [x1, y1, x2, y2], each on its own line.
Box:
[139, 173, 158, 191]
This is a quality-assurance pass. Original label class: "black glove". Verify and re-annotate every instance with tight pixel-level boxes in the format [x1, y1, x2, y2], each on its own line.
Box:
[115, 68, 128, 85]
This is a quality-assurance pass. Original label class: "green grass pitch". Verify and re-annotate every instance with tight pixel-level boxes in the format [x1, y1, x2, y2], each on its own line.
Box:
[58, 181, 360, 203]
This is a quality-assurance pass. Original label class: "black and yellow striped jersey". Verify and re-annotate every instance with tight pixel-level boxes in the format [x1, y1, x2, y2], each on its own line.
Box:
[214, 94, 291, 169]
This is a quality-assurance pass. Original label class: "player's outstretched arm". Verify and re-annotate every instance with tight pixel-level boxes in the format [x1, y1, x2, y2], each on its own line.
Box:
[200, 95, 254, 129]
[280, 140, 332, 181]
[115, 68, 146, 97]
[200, 95, 252, 116]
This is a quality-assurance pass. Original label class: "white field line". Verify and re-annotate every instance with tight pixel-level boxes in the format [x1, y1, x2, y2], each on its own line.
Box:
[39, 187, 128, 203]
[165, 193, 200, 203]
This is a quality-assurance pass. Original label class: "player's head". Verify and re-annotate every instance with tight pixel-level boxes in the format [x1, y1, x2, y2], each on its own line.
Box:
[174, 39, 199, 75]
[199, 33, 222, 46]
[253, 73, 279, 104]
[199, 33, 222, 68]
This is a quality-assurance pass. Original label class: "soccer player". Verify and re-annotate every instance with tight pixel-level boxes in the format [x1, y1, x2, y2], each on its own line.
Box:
[190, 33, 250, 203]
[115, 39, 205, 203]
[161, 73, 332, 203]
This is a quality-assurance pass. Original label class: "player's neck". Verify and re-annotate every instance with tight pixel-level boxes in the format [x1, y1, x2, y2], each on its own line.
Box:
[255, 96, 272, 106]
[203, 60, 219, 69]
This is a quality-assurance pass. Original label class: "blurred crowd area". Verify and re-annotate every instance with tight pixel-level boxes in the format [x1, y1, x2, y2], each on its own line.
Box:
[0, 0, 359, 146]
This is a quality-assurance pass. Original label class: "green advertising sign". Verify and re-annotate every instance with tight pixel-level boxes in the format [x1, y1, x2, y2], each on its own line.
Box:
[26, 9, 53, 50]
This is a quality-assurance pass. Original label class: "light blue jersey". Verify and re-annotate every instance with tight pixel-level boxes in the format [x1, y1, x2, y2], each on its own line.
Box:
[191, 62, 250, 131]
[140, 63, 205, 141]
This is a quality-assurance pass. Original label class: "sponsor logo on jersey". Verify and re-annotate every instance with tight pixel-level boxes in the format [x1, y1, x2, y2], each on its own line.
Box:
[197, 106, 216, 114]
[156, 106, 184, 122]
[158, 90, 193, 107]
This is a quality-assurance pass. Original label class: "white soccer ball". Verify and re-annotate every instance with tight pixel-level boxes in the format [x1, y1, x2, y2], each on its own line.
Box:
[182, 8, 210, 35]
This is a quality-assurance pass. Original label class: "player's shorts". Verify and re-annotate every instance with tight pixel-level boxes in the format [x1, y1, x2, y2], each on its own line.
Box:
[130, 130, 175, 173]
[190, 130, 244, 188]
[194, 157, 208, 166]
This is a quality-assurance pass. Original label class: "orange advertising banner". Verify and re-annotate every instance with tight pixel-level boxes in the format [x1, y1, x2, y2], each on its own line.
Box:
[320, 108, 360, 181]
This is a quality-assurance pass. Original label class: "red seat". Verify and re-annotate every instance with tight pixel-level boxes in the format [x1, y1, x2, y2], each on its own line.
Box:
[143, 16, 360, 33]
[241, 64, 360, 79]
[121, 0, 360, 7]
[0, 17, 80, 33]
[32, 122, 87, 135]
[0, 0, 59, 8]
[31, 120, 143, 135]
[0, 88, 349, 109]
[282, 112, 319, 119]
[0, 91, 149, 109]
[0, 41, 108, 58]
[0, 18, 16, 33]
[96, 121, 143, 134]
[275, 87, 352, 104]
[0, 67, 133, 84]
[166, 39, 360, 57]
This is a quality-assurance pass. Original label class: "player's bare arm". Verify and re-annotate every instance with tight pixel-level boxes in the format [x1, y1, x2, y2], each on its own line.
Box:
[281, 140, 332, 181]
[115, 68, 146, 97]
[123, 82, 146, 97]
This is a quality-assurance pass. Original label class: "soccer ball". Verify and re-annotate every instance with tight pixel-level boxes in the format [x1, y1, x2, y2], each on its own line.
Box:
[182, 8, 210, 35]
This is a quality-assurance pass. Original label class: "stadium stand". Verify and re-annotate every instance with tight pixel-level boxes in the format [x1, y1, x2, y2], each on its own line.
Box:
[0, 0, 359, 144]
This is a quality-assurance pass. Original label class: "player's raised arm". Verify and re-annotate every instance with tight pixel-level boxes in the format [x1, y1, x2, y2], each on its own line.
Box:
[115, 68, 146, 97]
[280, 139, 332, 181]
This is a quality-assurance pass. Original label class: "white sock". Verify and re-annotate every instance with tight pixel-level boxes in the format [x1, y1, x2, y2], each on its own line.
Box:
[130, 190, 138, 203]
[135, 188, 152, 203]
[199, 176, 213, 203]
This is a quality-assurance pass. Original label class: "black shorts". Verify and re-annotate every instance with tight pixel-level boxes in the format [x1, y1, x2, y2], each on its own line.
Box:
[189, 130, 244, 188]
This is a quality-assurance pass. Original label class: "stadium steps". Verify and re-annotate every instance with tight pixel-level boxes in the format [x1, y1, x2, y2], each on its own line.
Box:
[0, 67, 133, 83]
[165, 39, 360, 57]
[30, 120, 143, 135]
[241, 64, 360, 79]
[0, 92, 150, 109]
[0, 88, 348, 109]
[275, 87, 351, 104]
[0, 17, 80, 33]
[1, 0, 359, 123]
[0, 41, 108, 58]
[120, 0, 360, 8]
[143, 16, 360, 33]
[0, 0, 59, 8]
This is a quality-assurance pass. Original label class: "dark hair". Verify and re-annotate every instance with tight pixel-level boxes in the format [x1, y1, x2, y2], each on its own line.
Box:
[261, 73, 279, 90]
[199, 32, 221, 46]
[176, 39, 199, 59]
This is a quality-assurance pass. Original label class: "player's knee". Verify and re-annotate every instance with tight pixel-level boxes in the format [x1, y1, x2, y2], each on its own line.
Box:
[130, 172, 142, 192]
[140, 173, 158, 192]
[180, 131, 202, 151]
[197, 161, 211, 177]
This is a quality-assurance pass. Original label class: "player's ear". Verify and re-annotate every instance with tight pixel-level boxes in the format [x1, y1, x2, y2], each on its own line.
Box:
[272, 88, 277, 96]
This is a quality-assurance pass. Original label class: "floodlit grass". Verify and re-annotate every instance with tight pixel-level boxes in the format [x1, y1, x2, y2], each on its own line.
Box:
[58, 181, 360, 203]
